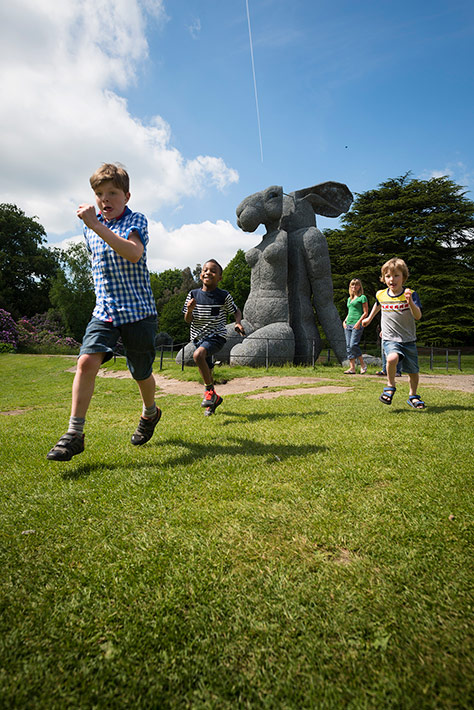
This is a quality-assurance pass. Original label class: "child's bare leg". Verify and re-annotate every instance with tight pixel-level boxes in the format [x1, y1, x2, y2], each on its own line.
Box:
[71, 352, 104, 418]
[193, 347, 213, 386]
[386, 353, 399, 388]
[136, 373, 157, 414]
[408, 372, 419, 397]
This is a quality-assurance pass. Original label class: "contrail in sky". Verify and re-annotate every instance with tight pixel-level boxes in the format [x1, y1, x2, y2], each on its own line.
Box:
[246, 0, 264, 163]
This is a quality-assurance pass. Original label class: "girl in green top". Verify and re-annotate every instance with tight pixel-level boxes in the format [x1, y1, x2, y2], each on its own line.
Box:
[343, 278, 369, 374]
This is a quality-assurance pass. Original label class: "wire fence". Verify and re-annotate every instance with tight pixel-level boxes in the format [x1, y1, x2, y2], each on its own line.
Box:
[156, 340, 473, 372]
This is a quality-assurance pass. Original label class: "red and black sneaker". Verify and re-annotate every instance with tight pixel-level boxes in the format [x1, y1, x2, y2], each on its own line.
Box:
[201, 388, 219, 408]
[204, 395, 223, 416]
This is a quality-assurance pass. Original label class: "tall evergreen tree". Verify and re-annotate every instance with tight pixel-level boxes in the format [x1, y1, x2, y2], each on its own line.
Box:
[325, 174, 474, 345]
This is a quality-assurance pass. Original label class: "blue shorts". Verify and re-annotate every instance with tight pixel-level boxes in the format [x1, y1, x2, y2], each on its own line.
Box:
[193, 334, 226, 369]
[382, 340, 419, 374]
[80, 316, 157, 380]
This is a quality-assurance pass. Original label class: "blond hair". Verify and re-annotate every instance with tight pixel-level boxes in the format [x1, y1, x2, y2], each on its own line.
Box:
[380, 258, 409, 284]
[348, 278, 364, 297]
[89, 163, 130, 193]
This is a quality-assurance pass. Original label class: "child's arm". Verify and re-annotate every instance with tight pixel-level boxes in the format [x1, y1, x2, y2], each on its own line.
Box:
[404, 289, 422, 320]
[77, 204, 144, 263]
[361, 302, 380, 328]
[184, 298, 196, 324]
[234, 308, 245, 335]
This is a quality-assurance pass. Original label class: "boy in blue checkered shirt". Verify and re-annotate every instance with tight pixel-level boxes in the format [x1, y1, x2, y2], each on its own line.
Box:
[47, 163, 161, 461]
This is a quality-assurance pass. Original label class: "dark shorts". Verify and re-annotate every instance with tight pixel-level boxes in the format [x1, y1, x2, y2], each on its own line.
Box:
[193, 334, 226, 369]
[80, 316, 157, 380]
[382, 340, 419, 374]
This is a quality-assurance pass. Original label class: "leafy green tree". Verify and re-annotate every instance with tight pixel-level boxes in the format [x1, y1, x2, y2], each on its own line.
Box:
[49, 242, 95, 341]
[0, 203, 60, 318]
[151, 267, 200, 315]
[325, 174, 474, 345]
[158, 291, 190, 345]
[149, 268, 182, 304]
[220, 249, 251, 311]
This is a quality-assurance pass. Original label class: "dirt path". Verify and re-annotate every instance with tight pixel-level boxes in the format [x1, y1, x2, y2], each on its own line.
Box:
[93, 369, 474, 397]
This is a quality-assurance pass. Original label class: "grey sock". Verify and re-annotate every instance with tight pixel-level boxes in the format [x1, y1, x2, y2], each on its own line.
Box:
[143, 403, 157, 419]
[68, 416, 85, 436]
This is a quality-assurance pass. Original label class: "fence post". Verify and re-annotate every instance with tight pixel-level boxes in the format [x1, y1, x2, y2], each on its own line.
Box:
[312, 339, 315, 368]
[327, 349, 330, 364]
[265, 339, 269, 370]
[446, 349, 449, 372]
[160, 345, 164, 371]
[458, 350, 461, 371]
[430, 346, 433, 370]
[181, 344, 185, 372]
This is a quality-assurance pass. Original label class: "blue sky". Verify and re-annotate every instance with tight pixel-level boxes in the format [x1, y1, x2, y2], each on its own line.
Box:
[1, 0, 473, 272]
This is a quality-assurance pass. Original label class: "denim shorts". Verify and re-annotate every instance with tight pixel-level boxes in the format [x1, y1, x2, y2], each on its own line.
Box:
[193, 334, 226, 369]
[80, 316, 157, 380]
[382, 340, 419, 374]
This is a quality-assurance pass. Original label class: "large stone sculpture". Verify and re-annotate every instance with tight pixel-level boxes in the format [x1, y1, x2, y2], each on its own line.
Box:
[230, 181, 352, 366]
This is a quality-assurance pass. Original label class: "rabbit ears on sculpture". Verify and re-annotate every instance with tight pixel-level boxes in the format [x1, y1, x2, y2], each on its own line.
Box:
[293, 182, 353, 217]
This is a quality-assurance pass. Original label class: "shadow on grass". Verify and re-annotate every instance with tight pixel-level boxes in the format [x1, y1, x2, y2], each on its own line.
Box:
[160, 436, 329, 467]
[61, 436, 328, 479]
[384, 403, 474, 414]
[218, 409, 324, 424]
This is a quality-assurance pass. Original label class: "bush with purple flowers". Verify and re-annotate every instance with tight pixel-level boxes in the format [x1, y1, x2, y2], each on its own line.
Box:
[0, 309, 18, 352]
[0, 309, 80, 354]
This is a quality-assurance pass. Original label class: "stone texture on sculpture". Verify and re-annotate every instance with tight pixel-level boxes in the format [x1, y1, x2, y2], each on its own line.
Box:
[233, 186, 295, 366]
[283, 182, 353, 363]
[235, 181, 352, 366]
[229, 323, 295, 367]
[175, 320, 254, 366]
[215, 320, 254, 363]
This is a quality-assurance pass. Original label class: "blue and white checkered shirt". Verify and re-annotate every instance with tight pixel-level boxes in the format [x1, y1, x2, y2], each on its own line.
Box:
[84, 207, 157, 326]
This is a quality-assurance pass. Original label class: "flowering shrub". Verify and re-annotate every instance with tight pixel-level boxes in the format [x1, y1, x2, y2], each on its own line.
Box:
[0, 309, 81, 354]
[0, 309, 18, 349]
[14, 312, 81, 354]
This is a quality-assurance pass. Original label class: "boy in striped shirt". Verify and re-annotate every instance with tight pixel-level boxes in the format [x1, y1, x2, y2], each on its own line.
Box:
[183, 260, 245, 415]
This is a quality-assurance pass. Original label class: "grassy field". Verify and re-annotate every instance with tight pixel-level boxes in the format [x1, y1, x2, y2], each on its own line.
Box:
[0, 354, 473, 709]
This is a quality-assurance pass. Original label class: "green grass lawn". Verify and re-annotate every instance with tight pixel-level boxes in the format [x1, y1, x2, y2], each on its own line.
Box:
[0, 354, 473, 709]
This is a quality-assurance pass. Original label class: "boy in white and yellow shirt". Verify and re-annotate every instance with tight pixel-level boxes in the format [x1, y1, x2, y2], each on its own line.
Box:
[362, 258, 426, 409]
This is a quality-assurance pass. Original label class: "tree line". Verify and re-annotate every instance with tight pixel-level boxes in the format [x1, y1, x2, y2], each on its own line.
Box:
[1, 173, 473, 350]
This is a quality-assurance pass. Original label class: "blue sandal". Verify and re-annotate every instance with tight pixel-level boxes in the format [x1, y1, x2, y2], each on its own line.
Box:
[407, 395, 426, 410]
[379, 386, 396, 405]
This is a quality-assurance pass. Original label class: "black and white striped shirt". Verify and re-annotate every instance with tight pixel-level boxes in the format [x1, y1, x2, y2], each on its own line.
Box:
[183, 288, 238, 341]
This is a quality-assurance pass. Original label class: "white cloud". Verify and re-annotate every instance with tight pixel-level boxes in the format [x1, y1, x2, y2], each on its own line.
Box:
[147, 219, 252, 273]
[419, 161, 473, 188]
[0, 0, 238, 238]
[188, 17, 201, 39]
[51, 219, 256, 275]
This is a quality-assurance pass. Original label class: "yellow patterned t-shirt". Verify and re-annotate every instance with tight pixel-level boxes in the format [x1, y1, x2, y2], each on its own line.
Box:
[376, 288, 421, 342]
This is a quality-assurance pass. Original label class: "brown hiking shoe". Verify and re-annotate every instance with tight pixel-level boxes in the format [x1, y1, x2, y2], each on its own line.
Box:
[131, 408, 162, 445]
[47, 433, 85, 461]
